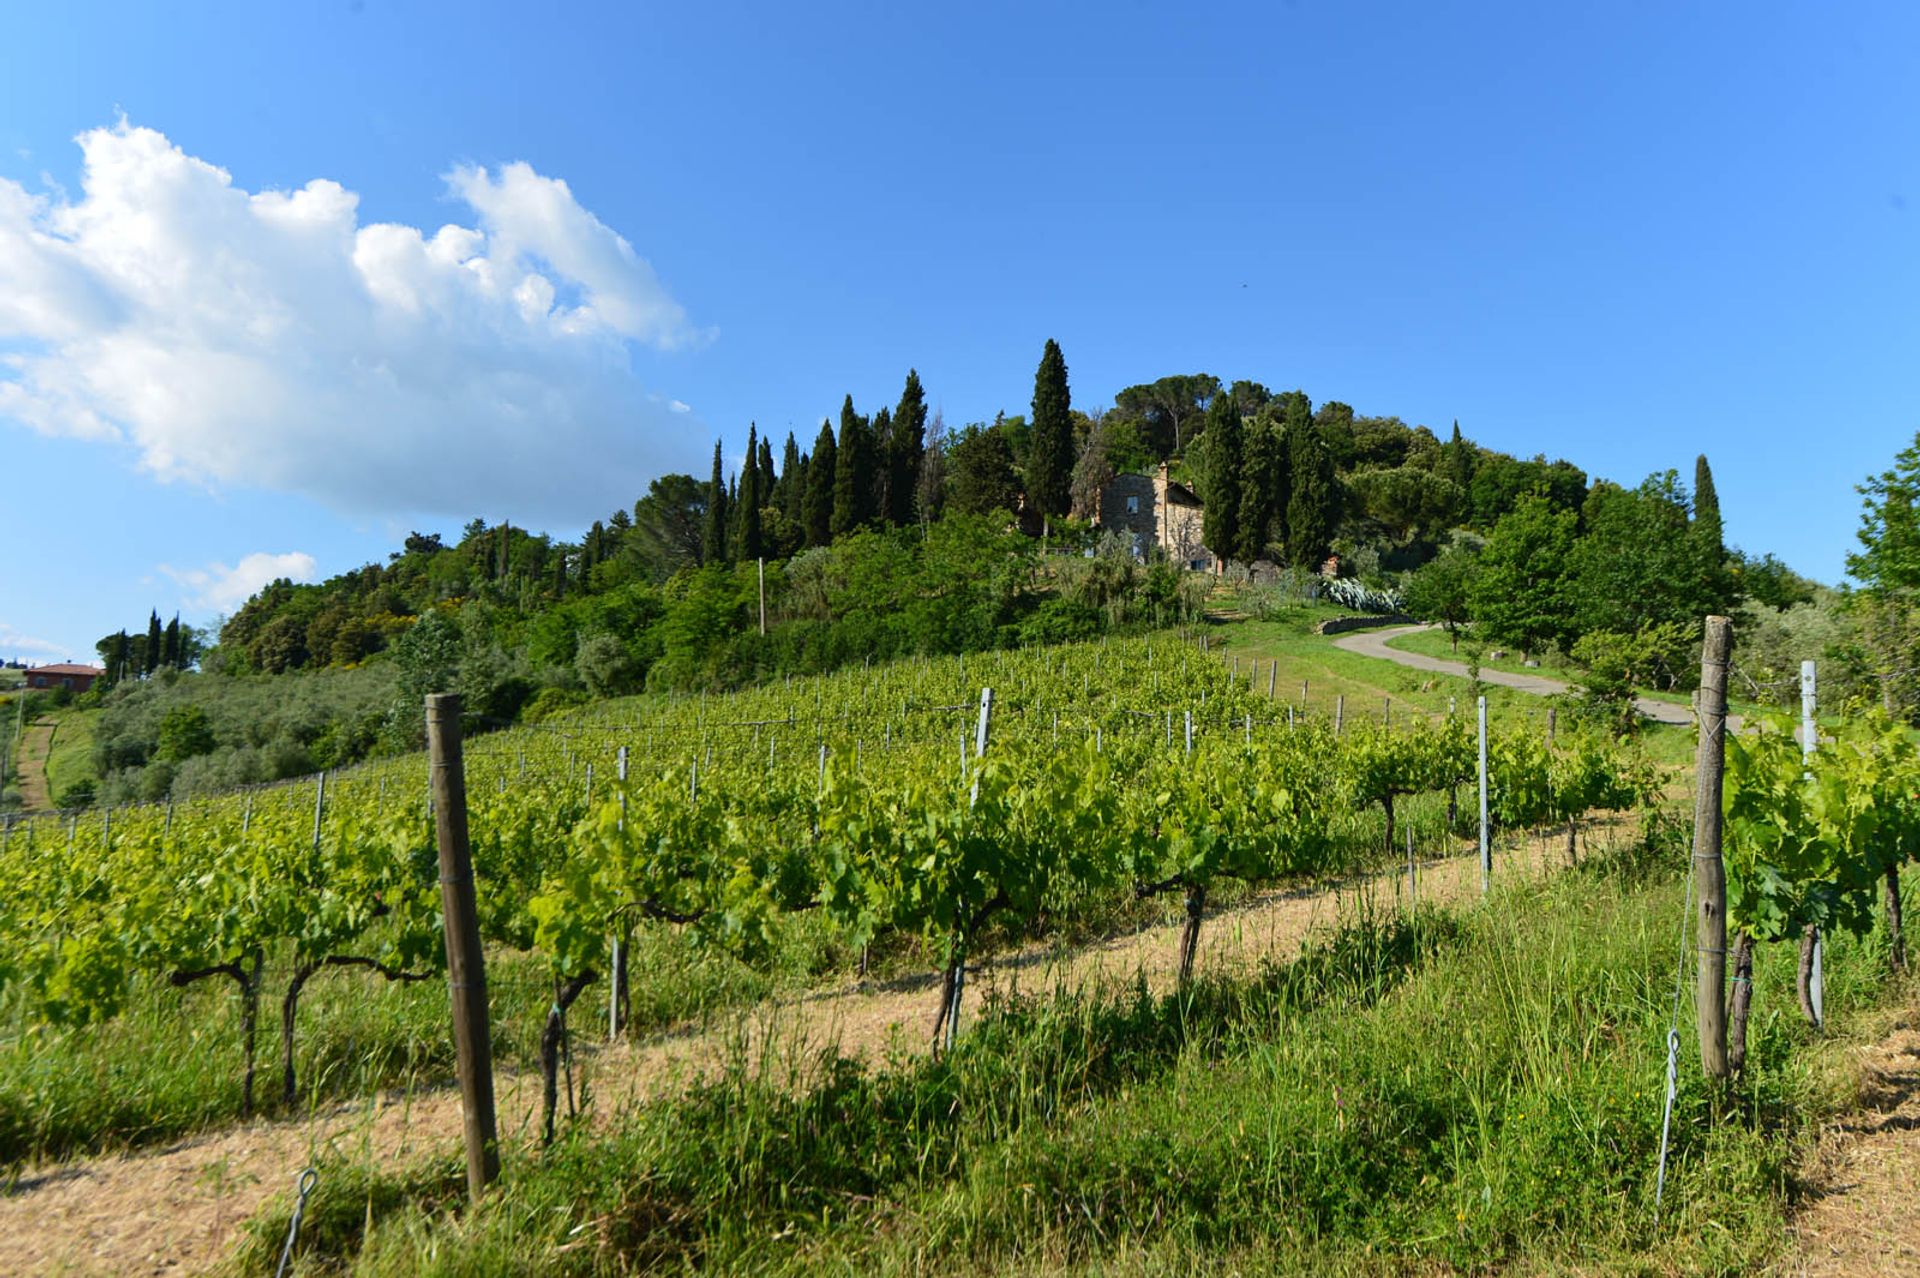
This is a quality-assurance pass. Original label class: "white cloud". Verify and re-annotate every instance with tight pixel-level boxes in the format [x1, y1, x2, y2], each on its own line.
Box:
[0, 622, 70, 660]
[0, 122, 713, 521]
[163, 550, 320, 613]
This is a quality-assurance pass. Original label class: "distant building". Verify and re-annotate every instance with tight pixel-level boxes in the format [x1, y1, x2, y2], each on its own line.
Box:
[24, 663, 103, 692]
[1095, 464, 1214, 572]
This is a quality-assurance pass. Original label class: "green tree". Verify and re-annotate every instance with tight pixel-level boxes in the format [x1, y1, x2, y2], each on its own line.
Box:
[144, 611, 162, 677]
[1236, 417, 1286, 561]
[1442, 421, 1475, 494]
[1405, 543, 1479, 650]
[156, 704, 216, 762]
[1569, 474, 1723, 640]
[1028, 339, 1074, 525]
[946, 422, 1022, 518]
[1112, 373, 1220, 457]
[889, 369, 928, 525]
[1199, 393, 1242, 567]
[628, 474, 706, 582]
[1470, 494, 1578, 658]
[832, 397, 875, 536]
[806, 421, 837, 547]
[777, 431, 804, 529]
[1285, 419, 1338, 568]
[1850, 434, 1920, 592]
[702, 441, 730, 565]
[736, 424, 764, 561]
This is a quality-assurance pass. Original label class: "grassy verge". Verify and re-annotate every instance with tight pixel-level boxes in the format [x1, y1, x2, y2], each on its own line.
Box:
[42, 707, 100, 805]
[242, 833, 1912, 1276]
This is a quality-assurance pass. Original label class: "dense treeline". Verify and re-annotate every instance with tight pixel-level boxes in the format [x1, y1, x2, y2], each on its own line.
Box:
[67, 339, 1811, 801]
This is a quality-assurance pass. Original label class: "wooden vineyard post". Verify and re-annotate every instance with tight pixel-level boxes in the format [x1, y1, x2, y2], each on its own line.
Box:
[758, 557, 767, 635]
[1268, 661, 1277, 699]
[1694, 617, 1732, 1080]
[1335, 695, 1344, 736]
[1477, 695, 1490, 895]
[426, 694, 500, 1198]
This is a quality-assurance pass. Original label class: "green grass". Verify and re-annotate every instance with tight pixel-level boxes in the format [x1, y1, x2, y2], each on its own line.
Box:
[42, 707, 100, 803]
[240, 832, 1912, 1276]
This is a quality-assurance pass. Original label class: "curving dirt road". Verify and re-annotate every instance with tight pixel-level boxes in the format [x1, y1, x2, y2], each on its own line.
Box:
[1331, 624, 1699, 727]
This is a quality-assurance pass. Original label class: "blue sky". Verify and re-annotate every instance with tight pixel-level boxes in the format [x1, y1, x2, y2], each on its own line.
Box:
[2, 2, 1917, 662]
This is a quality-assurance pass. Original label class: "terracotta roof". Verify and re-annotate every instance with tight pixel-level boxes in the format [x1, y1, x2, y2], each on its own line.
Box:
[31, 664, 103, 676]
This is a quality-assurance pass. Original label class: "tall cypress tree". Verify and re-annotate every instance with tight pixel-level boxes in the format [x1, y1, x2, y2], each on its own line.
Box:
[162, 615, 181, 669]
[1442, 421, 1475, 494]
[736, 424, 764, 561]
[780, 431, 805, 530]
[1237, 418, 1284, 562]
[1693, 453, 1723, 560]
[1200, 393, 1243, 567]
[869, 406, 894, 526]
[806, 420, 837, 547]
[891, 369, 928, 525]
[1287, 423, 1338, 569]
[703, 440, 731, 565]
[144, 610, 162, 677]
[758, 434, 776, 510]
[1028, 340, 1074, 524]
[832, 396, 873, 536]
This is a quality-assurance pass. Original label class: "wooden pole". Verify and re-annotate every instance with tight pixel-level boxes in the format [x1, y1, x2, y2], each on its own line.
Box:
[1335, 695, 1344, 736]
[758, 557, 767, 636]
[426, 694, 500, 1198]
[1694, 616, 1733, 1080]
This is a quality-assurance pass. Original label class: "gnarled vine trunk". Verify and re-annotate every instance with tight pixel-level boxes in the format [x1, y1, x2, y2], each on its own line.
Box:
[1178, 882, 1208, 986]
[1888, 868, 1907, 974]
[541, 970, 597, 1145]
[1797, 926, 1819, 1026]
[1728, 934, 1755, 1074]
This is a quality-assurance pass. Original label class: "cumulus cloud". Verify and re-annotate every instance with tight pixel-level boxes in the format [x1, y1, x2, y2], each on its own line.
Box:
[0, 622, 69, 660]
[162, 550, 320, 614]
[0, 122, 712, 520]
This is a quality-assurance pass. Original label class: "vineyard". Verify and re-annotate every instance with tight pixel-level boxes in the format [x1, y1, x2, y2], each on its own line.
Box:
[1, 631, 1914, 1274]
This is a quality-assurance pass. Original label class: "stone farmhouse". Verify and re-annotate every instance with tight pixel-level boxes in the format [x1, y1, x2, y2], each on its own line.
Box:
[1094, 464, 1214, 572]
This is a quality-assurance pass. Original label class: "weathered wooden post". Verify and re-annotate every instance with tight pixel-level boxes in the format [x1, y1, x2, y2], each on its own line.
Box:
[1477, 695, 1490, 894]
[426, 694, 500, 1197]
[1695, 617, 1732, 1079]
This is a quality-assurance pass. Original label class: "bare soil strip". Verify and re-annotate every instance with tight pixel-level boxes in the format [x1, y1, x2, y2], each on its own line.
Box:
[1784, 1013, 1920, 1276]
[0, 837, 1571, 1277]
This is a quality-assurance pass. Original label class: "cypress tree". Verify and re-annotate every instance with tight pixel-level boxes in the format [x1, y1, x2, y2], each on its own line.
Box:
[1200, 393, 1243, 567]
[1443, 421, 1475, 494]
[703, 441, 730, 565]
[779, 431, 803, 529]
[1028, 340, 1074, 524]
[891, 369, 928, 525]
[869, 406, 894, 527]
[737, 424, 764, 561]
[806, 421, 837, 547]
[162, 615, 181, 669]
[1287, 423, 1338, 569]
[832, 396, 873, 536]
[1237, 419, 1285, 562]
[145, 610, 162, 677]
[1693, 453, 1724, 560]
[758, 434, 776, 512]
[112, 630, 131, 685]
[497, 520, 513, 580]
